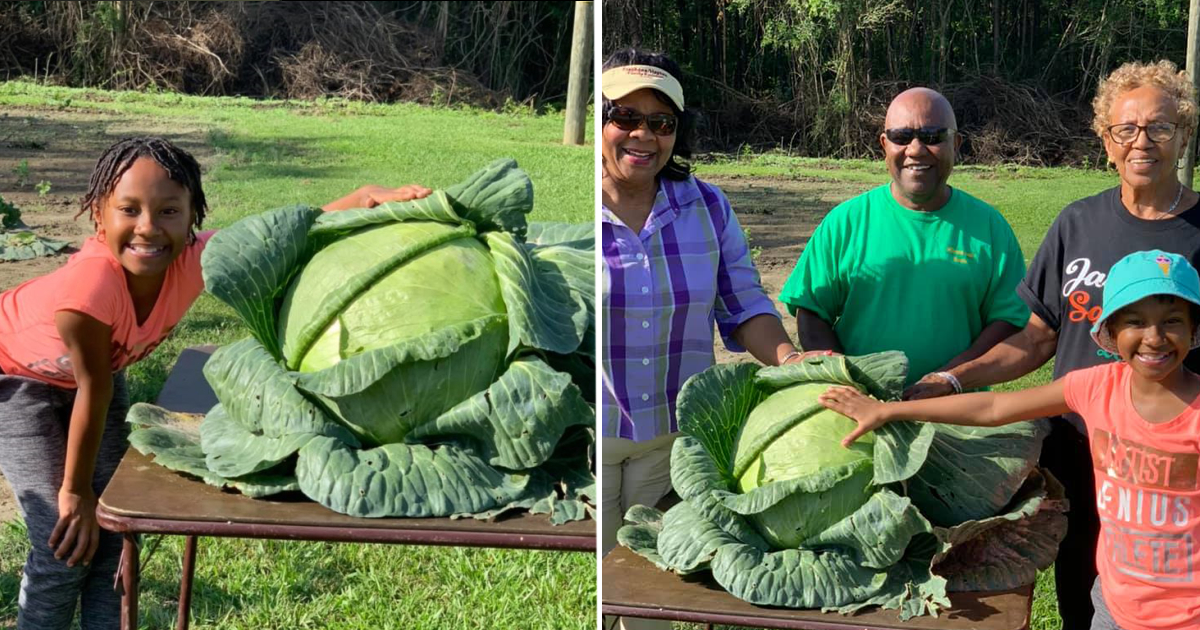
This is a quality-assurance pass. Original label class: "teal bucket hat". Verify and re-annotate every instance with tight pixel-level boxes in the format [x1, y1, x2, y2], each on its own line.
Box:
[1091, 250, 1200, 355]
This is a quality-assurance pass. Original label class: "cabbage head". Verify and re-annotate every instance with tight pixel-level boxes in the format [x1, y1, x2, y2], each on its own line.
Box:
[128, 160, 595, 523]
[618, 353, 1067, 618]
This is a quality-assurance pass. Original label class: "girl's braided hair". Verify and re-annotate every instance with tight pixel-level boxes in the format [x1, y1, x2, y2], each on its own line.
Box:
[77, 137, 207, 234]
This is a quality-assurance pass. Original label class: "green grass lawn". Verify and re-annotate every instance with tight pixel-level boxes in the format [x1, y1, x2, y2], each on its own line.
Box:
[0, 81, 595, 630]
[688, 151, 1143, 630]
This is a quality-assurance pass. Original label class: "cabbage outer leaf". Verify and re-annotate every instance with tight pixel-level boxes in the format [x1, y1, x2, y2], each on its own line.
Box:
[932, 468, 1068, 591]
[525, 221, 593, 247]
[202, 205, 322, 358]
[295, 436, 529, 517]
[710, 542, 890, 609]
[127, 403, 300, 497]
[198, 338, 360, 477]
[676, 362, 763, 483]
[444, 158, 532, 237]
[669, 436, 771, 550]
[409, 356, 590, 469]
[617, 505, 668, 570]
[906, 421, 1048, 526]
[802, 489, 936, 570]
[486, 231, 588, 356]
[657, 500, 740, 574]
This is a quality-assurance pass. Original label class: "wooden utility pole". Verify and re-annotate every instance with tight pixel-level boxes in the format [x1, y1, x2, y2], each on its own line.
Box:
[1181, 0, 1200, 187]
[563, 1, 592, 145]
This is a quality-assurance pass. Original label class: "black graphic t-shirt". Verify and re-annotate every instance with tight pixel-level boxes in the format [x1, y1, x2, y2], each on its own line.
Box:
[1020, 186, 1200, 432]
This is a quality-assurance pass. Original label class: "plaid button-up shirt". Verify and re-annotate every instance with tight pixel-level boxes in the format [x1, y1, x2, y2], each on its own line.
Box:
[601, 176, 779, 441]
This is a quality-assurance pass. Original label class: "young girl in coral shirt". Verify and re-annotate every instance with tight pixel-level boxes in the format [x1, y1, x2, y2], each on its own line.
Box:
[821, 250, 1200, 630]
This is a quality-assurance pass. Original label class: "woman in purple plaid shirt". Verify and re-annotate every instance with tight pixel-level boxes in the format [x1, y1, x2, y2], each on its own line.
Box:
[600, 50, 820, 573]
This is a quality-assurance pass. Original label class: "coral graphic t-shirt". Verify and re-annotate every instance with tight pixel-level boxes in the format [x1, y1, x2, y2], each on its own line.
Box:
[0, 231, 213, 388]
[1063, 362, 1200, 630]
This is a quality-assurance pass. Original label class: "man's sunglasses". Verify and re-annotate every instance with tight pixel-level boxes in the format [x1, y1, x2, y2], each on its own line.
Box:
[606, 106, 678, 136]
[884, 127, 953, 146]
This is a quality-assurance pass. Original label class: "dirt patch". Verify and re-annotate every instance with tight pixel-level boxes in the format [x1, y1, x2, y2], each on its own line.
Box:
[0, 107, 219, 523]
[704, 176, 874, 365]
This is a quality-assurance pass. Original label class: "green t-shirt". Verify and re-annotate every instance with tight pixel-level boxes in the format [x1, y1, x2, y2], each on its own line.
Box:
[779, 184, 1029, 387]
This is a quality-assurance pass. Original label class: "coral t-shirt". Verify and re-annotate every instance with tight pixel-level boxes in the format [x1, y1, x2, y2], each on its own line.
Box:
[0, 231, 214, 388]
[1062, 362, 1200, 630]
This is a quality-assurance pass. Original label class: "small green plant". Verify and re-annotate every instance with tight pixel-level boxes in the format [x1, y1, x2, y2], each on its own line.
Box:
[743, 226, 762, 262]
[11, 159, 29, 187]
[35, 180, 51, 197]
[0, 194, 24, 229]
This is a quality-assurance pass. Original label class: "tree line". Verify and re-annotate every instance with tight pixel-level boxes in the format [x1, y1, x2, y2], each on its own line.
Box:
[0, 1, 579, 108]
[603, 0, 1189, 165]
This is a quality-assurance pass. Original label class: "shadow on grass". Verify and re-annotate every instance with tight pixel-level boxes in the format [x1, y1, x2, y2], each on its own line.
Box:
[204, 129, 363, 183]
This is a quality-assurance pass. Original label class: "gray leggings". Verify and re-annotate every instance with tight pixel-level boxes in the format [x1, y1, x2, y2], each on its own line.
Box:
[1089, 577, 1127, 630]
[0, 372, 129, 630]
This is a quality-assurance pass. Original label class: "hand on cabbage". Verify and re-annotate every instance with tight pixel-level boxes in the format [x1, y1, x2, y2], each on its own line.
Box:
[817, 385, 891, 447]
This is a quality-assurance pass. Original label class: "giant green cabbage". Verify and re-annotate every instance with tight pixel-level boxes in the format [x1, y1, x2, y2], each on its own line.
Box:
[618, 353, 1067, 617]
[128, 160, 594, 523]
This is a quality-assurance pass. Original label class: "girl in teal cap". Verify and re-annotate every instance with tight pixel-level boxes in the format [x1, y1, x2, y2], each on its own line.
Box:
[819, 249, 1200, 630]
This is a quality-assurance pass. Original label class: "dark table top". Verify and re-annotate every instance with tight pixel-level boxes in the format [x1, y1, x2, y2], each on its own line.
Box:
[601, 546, 1032, 630]
[97, 346, 595, 551]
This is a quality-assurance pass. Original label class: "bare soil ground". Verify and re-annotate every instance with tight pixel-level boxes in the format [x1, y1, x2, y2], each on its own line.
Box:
[0, 107, 216, 523]
[705, 175, 871, 364]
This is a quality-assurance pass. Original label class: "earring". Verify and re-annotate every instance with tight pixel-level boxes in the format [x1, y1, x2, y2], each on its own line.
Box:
[96, 228, 106, 243]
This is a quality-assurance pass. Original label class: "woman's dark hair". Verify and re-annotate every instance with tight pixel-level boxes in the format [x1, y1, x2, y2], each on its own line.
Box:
[78, 136, 207, 235]
[603, 48, 696, 181]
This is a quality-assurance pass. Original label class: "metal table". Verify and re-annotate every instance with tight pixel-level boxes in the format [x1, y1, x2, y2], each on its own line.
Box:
[97, 347, 595, 630]
[602, 546, 1034, 630]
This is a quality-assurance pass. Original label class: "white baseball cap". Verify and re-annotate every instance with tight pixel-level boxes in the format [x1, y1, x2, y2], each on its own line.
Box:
[601, 65, 685, 111]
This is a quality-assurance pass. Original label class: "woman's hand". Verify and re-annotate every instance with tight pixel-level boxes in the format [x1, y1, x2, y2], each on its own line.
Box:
[50, 487, 99, 567]
[818, 386, 891, 448]
[322, 184, 433, 212]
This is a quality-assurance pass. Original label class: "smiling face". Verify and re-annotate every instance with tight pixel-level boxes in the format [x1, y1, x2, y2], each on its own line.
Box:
[1108, 295, 1196, 382]
[601, 88, 677, 192]
[96, 157, 194, 284]
[1104, 86, 1188, 192]
[880, 88, 962, 211]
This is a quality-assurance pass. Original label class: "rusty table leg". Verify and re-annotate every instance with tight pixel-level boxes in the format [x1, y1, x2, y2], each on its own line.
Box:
[177, 535, 198, 630]
[119, 534, 139, 630]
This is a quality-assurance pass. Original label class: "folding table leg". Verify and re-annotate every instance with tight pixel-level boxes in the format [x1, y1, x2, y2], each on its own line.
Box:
[119, 534, 139, 630]
[177, 536, 198, 630]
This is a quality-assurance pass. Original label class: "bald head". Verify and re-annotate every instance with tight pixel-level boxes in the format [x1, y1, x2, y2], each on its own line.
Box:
[880, 87, 961, 211]
[884, 88, 957, 131]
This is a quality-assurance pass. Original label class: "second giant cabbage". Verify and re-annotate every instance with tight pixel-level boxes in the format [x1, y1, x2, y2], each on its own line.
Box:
[619, 353, 1067, 618]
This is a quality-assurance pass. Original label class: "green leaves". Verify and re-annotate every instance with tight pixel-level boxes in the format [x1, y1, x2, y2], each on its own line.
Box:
[132, 159, 594, 523]
[203, 205, 322, 358]
[295, 437, 530, 517]
[618, 352, 1066, 618]
[410, 357, 591, 469]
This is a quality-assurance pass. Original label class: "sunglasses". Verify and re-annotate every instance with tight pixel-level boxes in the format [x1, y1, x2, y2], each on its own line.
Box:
[606, 106, 678, 136]
[884, 127, 952, 146]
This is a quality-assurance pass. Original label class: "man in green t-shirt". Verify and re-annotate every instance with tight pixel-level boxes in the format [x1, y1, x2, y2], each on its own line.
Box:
[779, 88, 1028, 395]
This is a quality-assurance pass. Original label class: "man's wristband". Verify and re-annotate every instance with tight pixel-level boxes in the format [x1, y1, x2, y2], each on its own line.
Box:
[932, 371, 963, 394]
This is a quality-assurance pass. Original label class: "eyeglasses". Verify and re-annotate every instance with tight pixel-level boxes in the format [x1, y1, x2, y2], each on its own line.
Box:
[606, 106, 678, 136]
[1106, 122, 1179, 145]
[884, 127, 953, 146]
